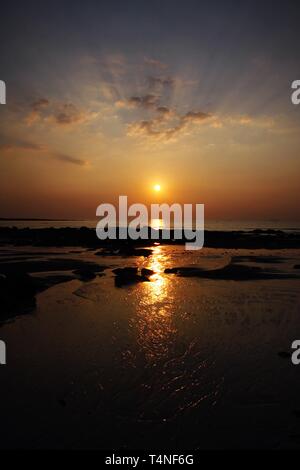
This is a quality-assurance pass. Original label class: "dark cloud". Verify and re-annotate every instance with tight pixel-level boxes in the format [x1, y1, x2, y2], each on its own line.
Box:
[157, 106, 172, 115]
[148, 76, 175, 91]
[128, 94, 160, 109]
[26, 98, 50, 124]
[32, 98, 50, 111]
[52, 153, 87, 166]
[0, 135, 44, 152]
[25, 99, 92, 126]
[54, 103, 86, 125]
[128, 118, 184, 141]
[128, 109, 212, 141]
[0, 134, 87, 166]
[116, 68, 211, 142]
[183, 111, 211, 122]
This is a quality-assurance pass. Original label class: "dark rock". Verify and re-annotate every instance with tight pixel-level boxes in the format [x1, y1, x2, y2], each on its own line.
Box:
[74, 269, 96, 281]
[113, 267, 151, 288]
[232, 256, 287, 264]
[0, 258, 104, 275]
[0, 258, 106, 323]
[0, 226, 300, 249]
[165, 268, 180, 275]
[96, 247, 152, 258]
[113, 267, 138, 276]
[141, 268, 155, 277]
[164, 263, 299, 281]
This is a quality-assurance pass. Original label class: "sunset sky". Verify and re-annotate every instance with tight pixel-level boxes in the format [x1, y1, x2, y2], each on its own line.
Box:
[0, 0, 300, 220]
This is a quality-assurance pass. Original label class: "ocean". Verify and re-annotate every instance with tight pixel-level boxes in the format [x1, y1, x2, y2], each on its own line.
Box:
[1, 218, 300, 232]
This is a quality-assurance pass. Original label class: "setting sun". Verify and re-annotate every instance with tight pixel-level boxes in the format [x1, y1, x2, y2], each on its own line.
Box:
[154, 184, 161, 192]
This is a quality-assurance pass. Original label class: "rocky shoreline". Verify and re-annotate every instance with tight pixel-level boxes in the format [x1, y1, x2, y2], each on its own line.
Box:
[1, 226, 300, 249]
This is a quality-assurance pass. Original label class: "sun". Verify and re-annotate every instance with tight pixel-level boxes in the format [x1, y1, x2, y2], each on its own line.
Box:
[153, 184, 161, 192]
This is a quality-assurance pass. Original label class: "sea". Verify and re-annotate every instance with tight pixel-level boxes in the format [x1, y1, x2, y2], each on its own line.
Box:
[0, 218, 300, 232]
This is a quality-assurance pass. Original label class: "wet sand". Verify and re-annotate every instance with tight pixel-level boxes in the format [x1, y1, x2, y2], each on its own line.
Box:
[0, 241, 300, 449]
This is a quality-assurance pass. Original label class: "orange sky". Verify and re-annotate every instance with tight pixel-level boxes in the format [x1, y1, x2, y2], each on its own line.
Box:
[1, 2, 300, 221]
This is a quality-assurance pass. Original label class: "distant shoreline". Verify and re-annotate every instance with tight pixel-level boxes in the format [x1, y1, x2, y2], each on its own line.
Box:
[1, 226, 300, 250]
[0, 218, 80, 221]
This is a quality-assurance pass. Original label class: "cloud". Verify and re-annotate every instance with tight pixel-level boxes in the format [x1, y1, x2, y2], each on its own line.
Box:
[32, 98, 50, 110]
[183, 111, 211, 123]
[100, 83, 121, 101]
[25, 98, 50, 125]
[25, 99, 95, 127]
[102, 54, 127, 77]
[53, 103, 88, 126]
[156, 106, 172, 116]
[144, 57, 168, 70]
[127, 108, 211, 142]
[0, 135, 45, 152]
[127, 119, 184, 141]
[110, 63, 212, 142]
[127, 107, 212, 142]
[52, 153, 88, 166]
[0, 134, 88, 166]
[147, 76, 175, 91]
[116, 94, 160, 110]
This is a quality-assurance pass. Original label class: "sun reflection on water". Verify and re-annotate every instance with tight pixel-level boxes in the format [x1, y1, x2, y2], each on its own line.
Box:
[135, 246, 177, 362]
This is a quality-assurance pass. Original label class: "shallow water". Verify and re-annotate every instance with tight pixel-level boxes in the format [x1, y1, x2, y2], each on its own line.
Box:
[1, 245, 300, 449]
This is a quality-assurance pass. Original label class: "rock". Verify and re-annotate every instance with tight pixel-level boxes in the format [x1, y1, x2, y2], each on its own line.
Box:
[113, 267, 151, 288]
[141, 268, 155, 277]
[164, 263, 299, 281]
[0, 257, 106, 322]
[165, 268, 180, 275]
[96, 247, 152, 258]
[125, 248, 152, 258]
[232, 256, 286, 264]
[113, 267, 138, 276]
[74, 268, 98, 282]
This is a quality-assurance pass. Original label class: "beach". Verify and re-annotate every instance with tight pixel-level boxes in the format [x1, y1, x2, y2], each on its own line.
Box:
[1, 229, 300, 449]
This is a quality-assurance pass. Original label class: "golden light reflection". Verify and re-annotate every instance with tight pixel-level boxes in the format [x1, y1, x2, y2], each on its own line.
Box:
[150, 218, 165, 230]
[135, 246, 177, 362]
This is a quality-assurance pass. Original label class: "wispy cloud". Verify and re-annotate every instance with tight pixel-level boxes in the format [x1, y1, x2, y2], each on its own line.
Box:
[143, 57, 168, 70]
[127, 109, 212, 142]
[0, 134, 88, 166]
[52, 153, 88, 166]
[0, 135, 45, 152]
[25, 99, 97, 127]
[116, 94, 160, 110]
[147, 76, 175, 92]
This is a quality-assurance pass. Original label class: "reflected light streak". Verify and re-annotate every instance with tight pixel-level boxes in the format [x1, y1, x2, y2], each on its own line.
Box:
[135, 246, 177, 362]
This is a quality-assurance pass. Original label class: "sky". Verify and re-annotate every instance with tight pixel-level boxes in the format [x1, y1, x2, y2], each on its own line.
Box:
[0, 0, 300, 220]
